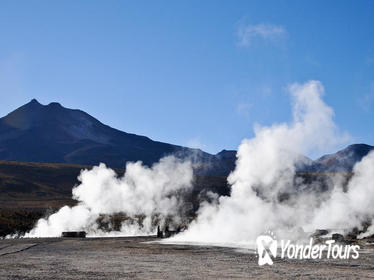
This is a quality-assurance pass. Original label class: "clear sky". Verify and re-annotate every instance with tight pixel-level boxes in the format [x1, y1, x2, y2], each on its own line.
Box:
[1, 0, 374, 154]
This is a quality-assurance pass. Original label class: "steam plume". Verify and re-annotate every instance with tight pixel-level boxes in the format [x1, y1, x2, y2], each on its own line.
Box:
[24, 80, 374, 245]
[25, 156, 193, 237]
[170, 81, 374, 246]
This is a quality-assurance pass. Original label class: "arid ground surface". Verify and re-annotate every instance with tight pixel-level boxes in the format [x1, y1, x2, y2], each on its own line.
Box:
[0, 237, 374, 279]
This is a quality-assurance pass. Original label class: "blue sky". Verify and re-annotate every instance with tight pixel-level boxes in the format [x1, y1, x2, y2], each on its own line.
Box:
[1, 0, 374, 155]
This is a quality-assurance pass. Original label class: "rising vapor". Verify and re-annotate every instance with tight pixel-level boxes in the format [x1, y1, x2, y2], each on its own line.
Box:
[24, 156, 193, 237]
[170, 81, 373, 246]
[23, 81, 374, 246]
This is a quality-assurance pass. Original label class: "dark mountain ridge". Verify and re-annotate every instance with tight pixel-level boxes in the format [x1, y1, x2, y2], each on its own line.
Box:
[313, 144, 374, 172]
[0, 99, 372, 175]
[0, 99, 236, 175]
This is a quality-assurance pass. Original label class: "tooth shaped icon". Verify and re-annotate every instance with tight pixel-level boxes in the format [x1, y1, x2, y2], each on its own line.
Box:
[256, 234, 277, 266]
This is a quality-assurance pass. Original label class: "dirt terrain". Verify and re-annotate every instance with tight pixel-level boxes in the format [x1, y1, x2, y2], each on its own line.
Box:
[0, 237, 373, 279]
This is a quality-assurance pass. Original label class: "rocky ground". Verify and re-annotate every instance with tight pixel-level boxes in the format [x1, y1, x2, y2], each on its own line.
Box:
[0, 237, 374, 279]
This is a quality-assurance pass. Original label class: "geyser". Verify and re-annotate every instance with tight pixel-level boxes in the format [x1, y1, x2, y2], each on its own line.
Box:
[23, 80, 374, 246]
[24, 156, 193, 237]
[169, 80, 374, 246]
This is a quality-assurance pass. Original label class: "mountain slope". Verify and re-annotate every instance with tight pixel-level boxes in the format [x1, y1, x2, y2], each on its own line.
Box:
[313, 144, 374, 172]
[0, 160, 229, 237]
[0, 99, 235, 175]
[1, 99, 373, 175]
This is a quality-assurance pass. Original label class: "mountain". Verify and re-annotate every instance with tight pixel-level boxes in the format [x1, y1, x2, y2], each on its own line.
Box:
[0, 99, 236, 175]
[1, 99, 373, 176]
[313, 144, 374, 172]
[295, 144, 374, 172]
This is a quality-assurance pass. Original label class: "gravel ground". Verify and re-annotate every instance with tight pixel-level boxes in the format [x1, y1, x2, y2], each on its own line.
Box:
[0, 237, 373, 279]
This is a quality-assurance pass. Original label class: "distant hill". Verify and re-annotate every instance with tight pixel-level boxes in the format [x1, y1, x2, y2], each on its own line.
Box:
[313, 144, 374, 172]
[0, 99, 236, 176]
[295, 144, 374, 172]
[0, 99, 373, 176]
[0, 161, 82, 210]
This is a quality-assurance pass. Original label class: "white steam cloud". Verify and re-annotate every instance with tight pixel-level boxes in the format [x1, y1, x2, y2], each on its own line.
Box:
[23, 80, 374, 246]
[310, 151, 374, 237]
[25, 156, 193, 237]
[170, 81, 373, 246]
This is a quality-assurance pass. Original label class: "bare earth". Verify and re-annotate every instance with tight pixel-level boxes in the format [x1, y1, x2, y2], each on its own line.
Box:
[0, 237, 373, 279]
